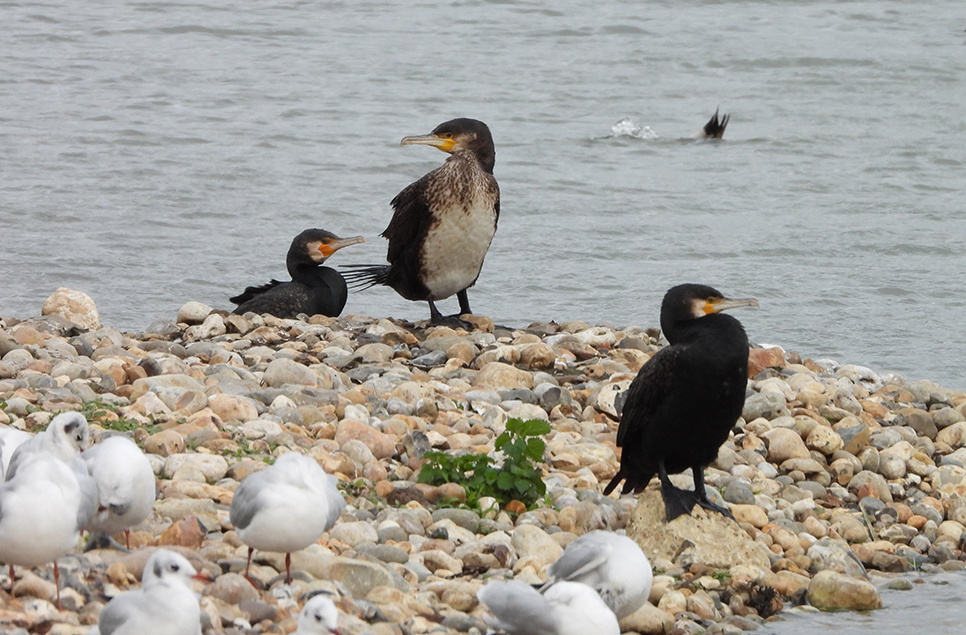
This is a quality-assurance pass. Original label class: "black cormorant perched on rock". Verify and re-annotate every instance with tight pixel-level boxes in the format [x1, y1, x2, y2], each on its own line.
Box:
[342, 118, 500, 327]
[603, 284, 758, 521]
[691, 108, 729, 139]
[230, 229, 364, 319]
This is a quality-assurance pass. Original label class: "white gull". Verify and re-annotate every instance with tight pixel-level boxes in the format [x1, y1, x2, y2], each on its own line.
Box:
[229, 451, 345, 584]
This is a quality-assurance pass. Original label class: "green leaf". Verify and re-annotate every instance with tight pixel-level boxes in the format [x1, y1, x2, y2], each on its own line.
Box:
[525, 438, 545, 461]
[497, 471, 515, 490]
[520, 418, 551, 436]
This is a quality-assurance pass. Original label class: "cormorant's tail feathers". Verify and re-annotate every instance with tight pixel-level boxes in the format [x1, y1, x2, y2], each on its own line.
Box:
[230, 279, 284, 306]
[340, 264, 390, 291]
[701, 107, 729, 139]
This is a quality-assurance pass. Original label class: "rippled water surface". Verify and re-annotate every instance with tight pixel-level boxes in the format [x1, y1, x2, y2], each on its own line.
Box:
[2, 0, 966, 390]
[763, 572, 966, 635]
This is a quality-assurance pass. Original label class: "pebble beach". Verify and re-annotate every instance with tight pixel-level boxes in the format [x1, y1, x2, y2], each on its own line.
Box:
[2, 289, 966, 635]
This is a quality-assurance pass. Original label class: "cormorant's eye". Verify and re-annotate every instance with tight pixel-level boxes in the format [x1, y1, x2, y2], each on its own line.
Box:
[707, 297, 716, 304]
[441, 132, 453, 139]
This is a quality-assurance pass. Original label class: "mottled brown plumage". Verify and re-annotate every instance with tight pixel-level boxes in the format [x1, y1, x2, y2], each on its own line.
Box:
[342, 118, 500, 326]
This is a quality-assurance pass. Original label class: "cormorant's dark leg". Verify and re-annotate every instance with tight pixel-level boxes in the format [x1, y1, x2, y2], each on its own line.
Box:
[429, 301, 445, 324]
[429, 300, 473, 329]
[658, 461, 697, 522]
[456, 289, 472, 315]
[692, 467, 734, 520]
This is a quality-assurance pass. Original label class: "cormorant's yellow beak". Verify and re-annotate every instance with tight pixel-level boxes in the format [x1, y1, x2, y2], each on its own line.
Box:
[703, 296, 759, 314]
[400, 133, 456, 153]
[319, 235, 365, 258]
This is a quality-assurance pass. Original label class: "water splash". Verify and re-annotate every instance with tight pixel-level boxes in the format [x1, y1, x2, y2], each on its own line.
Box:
[611, 117, 659, 139]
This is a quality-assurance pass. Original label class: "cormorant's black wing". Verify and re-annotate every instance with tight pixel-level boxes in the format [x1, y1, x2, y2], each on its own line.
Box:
[382, 174, 435, 264]
[615, 345, 681, 447]
[230, 279, 284, 306]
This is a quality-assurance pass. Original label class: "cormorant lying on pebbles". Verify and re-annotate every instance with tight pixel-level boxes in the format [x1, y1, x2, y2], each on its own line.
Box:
[691, 108, 730, 139]
[342, 118, 500, 327]
[231, 229, 364, 319]
[603, 284, 758, 521]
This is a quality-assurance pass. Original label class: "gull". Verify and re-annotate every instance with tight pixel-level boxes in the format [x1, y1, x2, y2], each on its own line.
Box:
[94, 548, 207, 635]
[229, 451, 345, 585]
[0, 451, 98, 608]
[477, 579, 620, 635]
[296, 594, 343, 634]
[544, 531, 653, 618]
[0, 426, 31, 479]
[5, 411, 90, 480]
[82, 435, 157, 549]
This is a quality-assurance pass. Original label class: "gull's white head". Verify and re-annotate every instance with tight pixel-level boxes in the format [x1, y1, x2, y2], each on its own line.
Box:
[142, 549, 206, 587]
[297, 595, 341, 634]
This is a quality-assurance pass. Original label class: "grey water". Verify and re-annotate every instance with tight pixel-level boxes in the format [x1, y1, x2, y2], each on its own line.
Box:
[2, 0, 966, 629]
[2, 0, 966, 398]
[763, 572, 966, 635]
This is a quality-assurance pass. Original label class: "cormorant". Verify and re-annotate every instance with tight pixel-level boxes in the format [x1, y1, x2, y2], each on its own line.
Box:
[691, 108, 730, 139]
[603, 284, 758, 521]
[230, 229, 364, 319]
[342, 118, 500, 326]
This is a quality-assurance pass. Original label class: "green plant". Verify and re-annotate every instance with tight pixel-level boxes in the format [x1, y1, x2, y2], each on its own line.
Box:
[417, 417, 551, 510]
[77, 400, 160, 436]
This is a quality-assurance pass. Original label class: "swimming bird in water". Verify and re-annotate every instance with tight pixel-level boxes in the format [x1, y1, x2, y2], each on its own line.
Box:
[230, 229, 365, 319]
[691, 108, 730, 139]
[603, 284, 757, 521]
[342, 118, 500, 327]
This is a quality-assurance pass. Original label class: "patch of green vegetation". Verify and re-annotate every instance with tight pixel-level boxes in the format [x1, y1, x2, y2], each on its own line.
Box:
[417, 417, 551, 511]
[220, 437, 278, 462]
[78, 400, 160, 436]
[712, 570, 731, 583]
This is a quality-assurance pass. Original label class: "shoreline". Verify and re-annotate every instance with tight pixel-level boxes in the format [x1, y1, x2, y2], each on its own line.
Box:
[2, 295, 966, 634]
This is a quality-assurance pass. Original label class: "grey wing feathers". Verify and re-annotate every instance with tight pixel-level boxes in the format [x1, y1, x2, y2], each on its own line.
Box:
[228, 476, 264, 531]
[548, 537, 611, 583]
[97, 595, 132, 635]
[479, 581, 557, 635]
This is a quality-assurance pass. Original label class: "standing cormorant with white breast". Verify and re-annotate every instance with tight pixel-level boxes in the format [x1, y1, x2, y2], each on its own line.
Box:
[343, 118, 500, 326]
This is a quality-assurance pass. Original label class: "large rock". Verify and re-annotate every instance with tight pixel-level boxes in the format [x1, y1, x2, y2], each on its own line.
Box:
[807, 570, 882, 610]
[619, 601, 674, 634]
[473, 362, 533, 390]
[289, 553, 398, 596]
[625, 490, 772, 570]
[42, 287, 100, 330]
[806, 538, 868, 578]
[762, 427, 810, 462]
[262, 358, 317, 387]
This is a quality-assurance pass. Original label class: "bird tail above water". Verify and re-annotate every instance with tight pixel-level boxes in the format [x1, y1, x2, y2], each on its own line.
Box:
[340, 264, 390, 291]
